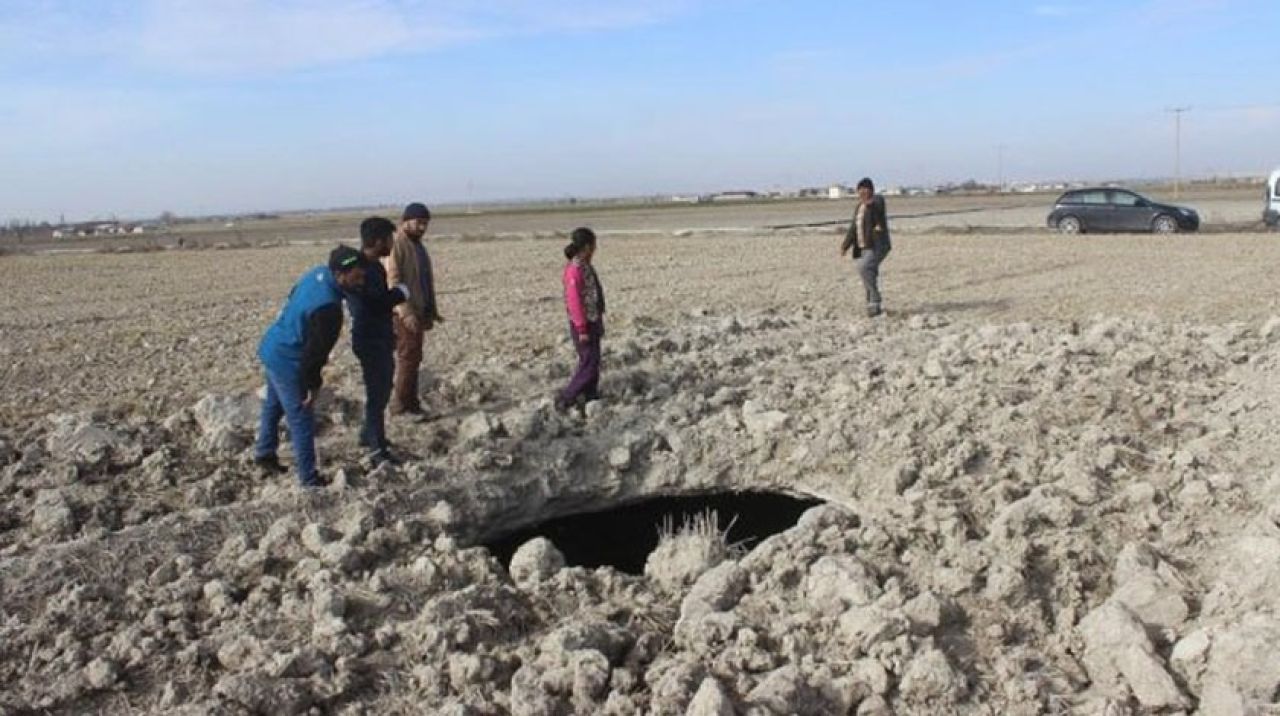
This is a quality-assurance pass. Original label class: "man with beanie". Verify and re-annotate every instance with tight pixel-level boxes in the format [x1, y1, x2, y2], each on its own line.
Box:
[384, 202, 443, 416]
[346, 217, 409, 462]
[254, 246, 366, 487]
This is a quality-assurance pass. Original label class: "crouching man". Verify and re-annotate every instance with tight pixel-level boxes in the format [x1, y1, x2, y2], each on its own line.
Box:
[254, 246, 366, 487]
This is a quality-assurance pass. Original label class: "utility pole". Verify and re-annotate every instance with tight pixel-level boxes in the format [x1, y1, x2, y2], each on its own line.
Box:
[996, 144, 1006, 192]
[1165, 106, 1190, 198]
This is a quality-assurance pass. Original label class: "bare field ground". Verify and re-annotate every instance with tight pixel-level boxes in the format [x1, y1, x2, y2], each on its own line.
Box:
[2, 198, 1280, 714]
[5, 184, 1270, 254]
[3, 220, 1279, 427]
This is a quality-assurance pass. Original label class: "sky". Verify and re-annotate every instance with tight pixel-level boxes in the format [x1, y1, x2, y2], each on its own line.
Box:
[1, 0, 1278, 222]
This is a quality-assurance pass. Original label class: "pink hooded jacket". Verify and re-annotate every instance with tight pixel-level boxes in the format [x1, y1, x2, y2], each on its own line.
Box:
[563, 259, 605, 337]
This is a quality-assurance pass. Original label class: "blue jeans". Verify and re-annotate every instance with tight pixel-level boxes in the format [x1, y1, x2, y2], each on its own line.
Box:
[354, 341, 394, 449]
[254, 366, 320, 486]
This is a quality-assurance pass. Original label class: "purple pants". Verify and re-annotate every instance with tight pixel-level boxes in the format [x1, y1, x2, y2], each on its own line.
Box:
[560, 322, 602, 406]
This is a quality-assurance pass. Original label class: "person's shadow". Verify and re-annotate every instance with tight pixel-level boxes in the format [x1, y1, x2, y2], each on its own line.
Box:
[903, 299, 1011, 315]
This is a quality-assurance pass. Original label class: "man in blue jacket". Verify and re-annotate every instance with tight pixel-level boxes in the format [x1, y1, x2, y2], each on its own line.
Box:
[347, 217, 409, 463]
[254, 246, 366, 487]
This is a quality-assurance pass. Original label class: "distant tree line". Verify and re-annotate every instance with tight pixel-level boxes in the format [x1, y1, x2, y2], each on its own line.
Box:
[0, 219, 52, 239]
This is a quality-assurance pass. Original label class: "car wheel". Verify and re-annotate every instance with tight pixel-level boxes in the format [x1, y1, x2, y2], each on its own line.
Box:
[1057, 216, 1082, 235]
[1152, 215, 1178, 234]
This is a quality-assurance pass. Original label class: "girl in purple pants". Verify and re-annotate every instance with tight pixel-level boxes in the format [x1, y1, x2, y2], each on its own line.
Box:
[557, 228, 606, 413]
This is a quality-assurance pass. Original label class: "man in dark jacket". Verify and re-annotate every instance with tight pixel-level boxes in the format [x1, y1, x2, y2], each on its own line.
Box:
[254, 246, 366, 487]
[346, 217, 409, 462]
[839, 177, 893, 317]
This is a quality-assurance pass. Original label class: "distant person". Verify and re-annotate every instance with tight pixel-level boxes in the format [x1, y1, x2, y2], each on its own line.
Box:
[346, 217, 410, 462]
[384, 202, 443, 416]
[839, 177, 893, 317]
[254, 246, 366, 487]
[556, 227, 606, 414]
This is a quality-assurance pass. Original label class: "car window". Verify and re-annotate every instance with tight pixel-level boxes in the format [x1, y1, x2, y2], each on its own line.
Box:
[1058, 192, 1081, 205]
[1109, 191, 1141, 207]
[1078, 191, 1108, 205]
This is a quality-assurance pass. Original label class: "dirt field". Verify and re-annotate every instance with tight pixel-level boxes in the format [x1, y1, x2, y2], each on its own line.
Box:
[2, 197, 1280, 714]
[4, 184, 1269, 254]
[3, 208, 1278, 427]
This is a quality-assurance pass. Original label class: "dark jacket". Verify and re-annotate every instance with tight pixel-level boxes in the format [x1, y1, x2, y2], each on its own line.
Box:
[346, 256, 406, 348]
[840, 195, 892, 257]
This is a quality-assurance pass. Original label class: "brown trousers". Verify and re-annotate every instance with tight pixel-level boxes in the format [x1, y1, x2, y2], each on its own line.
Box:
[391, 314, 425, 413]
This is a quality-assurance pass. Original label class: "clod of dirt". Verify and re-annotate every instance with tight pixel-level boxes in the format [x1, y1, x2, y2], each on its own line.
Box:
[685, 676, 735, 716]
[644, 512, 733, 591]
[191, 393, 258, 454]
[31, 488, 76, 536]
[1078, 601, 1189, 710]
[508, 537, 566, 588]
[898, 647, 968, 704]
[45, 413, 141, 467]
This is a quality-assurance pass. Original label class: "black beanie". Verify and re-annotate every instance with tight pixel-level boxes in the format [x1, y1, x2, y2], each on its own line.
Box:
[402, 202, 431, 221]
[329, 245, 361, 272]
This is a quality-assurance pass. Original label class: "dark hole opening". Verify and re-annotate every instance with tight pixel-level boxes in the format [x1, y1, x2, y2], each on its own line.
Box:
[484, 490, 824, 575]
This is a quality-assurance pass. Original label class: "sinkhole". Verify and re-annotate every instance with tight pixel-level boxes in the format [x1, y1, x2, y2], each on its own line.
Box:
[484, 490, 826, 576]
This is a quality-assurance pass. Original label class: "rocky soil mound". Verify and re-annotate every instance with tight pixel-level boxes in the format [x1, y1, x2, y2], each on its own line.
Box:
[3, 311, 1280, 714]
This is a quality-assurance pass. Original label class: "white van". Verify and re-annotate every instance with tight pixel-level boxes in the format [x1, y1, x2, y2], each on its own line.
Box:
[1266, 169, 1280, 227]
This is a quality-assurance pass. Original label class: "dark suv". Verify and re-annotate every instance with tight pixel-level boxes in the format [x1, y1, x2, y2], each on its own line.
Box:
[1047, 188, 1199, 234]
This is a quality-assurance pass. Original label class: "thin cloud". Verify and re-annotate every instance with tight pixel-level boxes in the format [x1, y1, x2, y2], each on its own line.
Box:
[0, 87, 179, 153]
[132, 0, 433, 74]
[0, 0, 698, 75]
[1032, 5, 1080, 17]
[895, 0, 1232, 85]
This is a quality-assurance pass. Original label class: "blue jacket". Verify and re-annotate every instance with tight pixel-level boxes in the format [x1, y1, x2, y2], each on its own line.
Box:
[258, 266, 345, 389]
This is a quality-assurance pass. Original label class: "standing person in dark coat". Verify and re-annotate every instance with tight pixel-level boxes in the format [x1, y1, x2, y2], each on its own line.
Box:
[556, 227, 606, 414]
[254, 246, 366, 488]
[346, 217, 409, 463]
[839, 177, 893, 317]
[384, 202, 443, 416]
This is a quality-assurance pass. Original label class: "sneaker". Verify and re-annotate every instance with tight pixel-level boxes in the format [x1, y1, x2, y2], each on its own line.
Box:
[866, 304, 883, 318]
[370, 448, 401, 466]
[299, 472, 329, 490]
[253, 454, 289, 475]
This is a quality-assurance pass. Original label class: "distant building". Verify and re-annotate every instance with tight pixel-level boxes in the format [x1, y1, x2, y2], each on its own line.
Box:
[710, 191, 760, 202]
[50, 221, 146, 238]
[827, 184, 850, 199]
